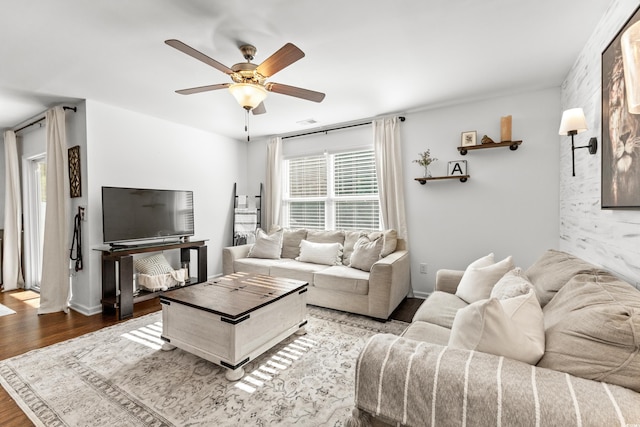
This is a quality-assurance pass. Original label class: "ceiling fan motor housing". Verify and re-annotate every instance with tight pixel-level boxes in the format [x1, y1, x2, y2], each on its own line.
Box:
[230, 62, 266, 85]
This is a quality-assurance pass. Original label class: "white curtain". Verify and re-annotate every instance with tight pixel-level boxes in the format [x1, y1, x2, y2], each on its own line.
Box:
[2, 130, 24, 291]
[373, 117, 408, 241]
[38, 107, 70, 314]
[264, 137, 282, 231]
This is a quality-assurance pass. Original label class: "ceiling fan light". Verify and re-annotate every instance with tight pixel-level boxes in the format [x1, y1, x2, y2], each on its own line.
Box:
[228, 83, 268, 110]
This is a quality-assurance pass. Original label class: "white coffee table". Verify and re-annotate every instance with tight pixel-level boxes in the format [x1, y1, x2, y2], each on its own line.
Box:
[160, 272, 308, 380]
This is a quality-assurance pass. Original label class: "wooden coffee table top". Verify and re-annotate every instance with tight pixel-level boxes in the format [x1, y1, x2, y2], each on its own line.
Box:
[160, 272, 308, 320]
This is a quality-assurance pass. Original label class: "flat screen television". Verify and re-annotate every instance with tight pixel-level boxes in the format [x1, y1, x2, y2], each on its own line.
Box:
[102, 186, 194, 245]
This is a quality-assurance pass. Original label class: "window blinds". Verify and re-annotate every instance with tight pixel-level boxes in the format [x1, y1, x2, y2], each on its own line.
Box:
[284, 149, 380, 230]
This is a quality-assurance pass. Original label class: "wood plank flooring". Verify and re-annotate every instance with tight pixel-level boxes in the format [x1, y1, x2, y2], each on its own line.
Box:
[0, 290, 161, 427]
[0, 291, 423, 426]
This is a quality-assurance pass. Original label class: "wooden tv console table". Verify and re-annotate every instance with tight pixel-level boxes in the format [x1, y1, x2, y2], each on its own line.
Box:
[100, 240, 207, 320]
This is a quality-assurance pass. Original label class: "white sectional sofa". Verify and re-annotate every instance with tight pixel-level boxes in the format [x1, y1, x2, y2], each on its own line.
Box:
[222, 228, 411, 320]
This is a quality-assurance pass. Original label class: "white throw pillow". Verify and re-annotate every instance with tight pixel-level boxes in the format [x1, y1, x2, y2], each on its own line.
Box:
[455, 254, 514, 303]
[349, 236, 384, 272]
[448, 290, 545, 365]
[490, 267, 534, 300]
[134, 254, 173, 276]
[247, 228, 283, 259]
[296, 240, 343, 266]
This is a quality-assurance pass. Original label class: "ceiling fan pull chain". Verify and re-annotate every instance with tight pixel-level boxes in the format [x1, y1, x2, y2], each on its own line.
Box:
[246, 109, 251, 141]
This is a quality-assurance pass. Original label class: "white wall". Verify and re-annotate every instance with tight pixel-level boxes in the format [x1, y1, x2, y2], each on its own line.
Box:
[560, 0, 640, 287]
[248, 87, 560, 296]
[404, 88, 560, 295]
[74, 100, 246, 314]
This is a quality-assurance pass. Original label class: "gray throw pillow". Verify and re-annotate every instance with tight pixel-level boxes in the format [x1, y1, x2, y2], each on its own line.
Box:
[247, 228, 283, 259]
[349, 236, 383, 272]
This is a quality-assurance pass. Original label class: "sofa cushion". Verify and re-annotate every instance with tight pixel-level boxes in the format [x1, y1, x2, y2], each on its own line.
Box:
[296, 240, 343, 266]
[455, 254, 514, 304]
[525, 249, 599, 307]
[313, 265, 370, 295]
[412, 291, 468, 329]
[342, 230, 367, 266]
[401, 320, 450, 346]
[490, 267, 533, 300]
[247, 228, 283, 259]
[349, 236, 383, 272]
[306, 230, 345, 245]
[449, 290, 545, 365]
[234, 257, 288, 275]
[281, 229, 307, 259]
[537, 271, 640, 393]
[270, 259, 328, 284]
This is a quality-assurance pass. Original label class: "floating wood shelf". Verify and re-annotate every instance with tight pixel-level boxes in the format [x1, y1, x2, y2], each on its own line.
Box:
[457, 140, 522, 155]
[415, 175, 470, 185]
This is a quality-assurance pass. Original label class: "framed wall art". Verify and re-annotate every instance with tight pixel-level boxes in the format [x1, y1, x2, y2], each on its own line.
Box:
[602, 4, 640, 208]
[68, 145, 82, 198]
[461, 131, 477, 147]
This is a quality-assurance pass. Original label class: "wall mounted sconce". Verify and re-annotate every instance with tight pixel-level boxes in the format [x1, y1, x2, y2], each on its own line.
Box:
[558, 108, 598, 176]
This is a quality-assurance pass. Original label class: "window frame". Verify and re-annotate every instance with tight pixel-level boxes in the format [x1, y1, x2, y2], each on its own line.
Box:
[282, 147, 381, 230]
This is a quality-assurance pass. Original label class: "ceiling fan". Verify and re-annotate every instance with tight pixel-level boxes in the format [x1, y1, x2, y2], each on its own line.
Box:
[165, 39, 325, 115]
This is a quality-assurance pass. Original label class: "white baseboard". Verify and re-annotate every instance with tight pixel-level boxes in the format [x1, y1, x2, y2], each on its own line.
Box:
[69, 302, 102, 316]
[412, 290, 431, 299]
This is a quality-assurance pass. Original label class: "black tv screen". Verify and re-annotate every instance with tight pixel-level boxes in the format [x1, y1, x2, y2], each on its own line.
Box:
[102, 186, 194, 244]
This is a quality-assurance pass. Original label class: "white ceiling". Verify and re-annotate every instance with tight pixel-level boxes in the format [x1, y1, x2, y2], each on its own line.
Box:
[0, 0, 612, 141]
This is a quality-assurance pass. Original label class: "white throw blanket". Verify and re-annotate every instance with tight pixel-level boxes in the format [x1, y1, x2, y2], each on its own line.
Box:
[234, 208, 257, 244]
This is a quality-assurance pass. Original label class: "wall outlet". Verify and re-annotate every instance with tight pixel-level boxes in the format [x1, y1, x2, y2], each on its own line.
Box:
[420, 263, 428, 274]
[79, 206, 86, 221]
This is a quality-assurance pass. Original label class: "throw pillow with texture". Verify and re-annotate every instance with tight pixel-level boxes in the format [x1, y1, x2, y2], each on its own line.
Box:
[537, 271, 640, 393]
[296, 240, 343, 266]
[349, 235, 384, 272]
[455, 254, 514, 303]
[449, 289, 545, 365]
[134, 254, 174, 276]
[247, 228, 283, 259]
[342, 230, 367, 266]
[280, 229, 307, 259]
[490, 267, 534, 300]
[367, 229, 398, 258]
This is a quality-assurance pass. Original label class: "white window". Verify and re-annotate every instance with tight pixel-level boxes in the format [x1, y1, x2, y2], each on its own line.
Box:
[282, 149, 381, 230]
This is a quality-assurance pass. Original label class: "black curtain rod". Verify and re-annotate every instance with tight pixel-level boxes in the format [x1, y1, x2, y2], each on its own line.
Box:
[282, 116, 405, 140]
[14, 106, 77, 133]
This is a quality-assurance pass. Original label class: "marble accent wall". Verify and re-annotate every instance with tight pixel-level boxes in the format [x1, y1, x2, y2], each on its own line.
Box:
[560, 0, 640, 288]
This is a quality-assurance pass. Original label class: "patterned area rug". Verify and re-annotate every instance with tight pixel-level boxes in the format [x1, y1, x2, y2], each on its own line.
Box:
[0, 306, 406, 426]
[0, 303, 16, 317]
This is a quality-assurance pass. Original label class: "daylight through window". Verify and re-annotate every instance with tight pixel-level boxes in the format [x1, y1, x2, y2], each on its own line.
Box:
[282, 149, 381, 230]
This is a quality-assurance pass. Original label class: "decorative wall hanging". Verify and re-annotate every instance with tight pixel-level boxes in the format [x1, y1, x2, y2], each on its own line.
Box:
[461, 131, 477, 147]
[68, 145, 81, 198]
[448, 160, 468, 176]
[602, 4, 640, 208]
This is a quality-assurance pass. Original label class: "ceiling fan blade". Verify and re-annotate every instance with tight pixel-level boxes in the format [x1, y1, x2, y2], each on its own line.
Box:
[165, 39, 234, 75]
[256, 43, 305, 77]
[175, 83, 230, 95]
[266, 82, 325, 103]
[252, 102, 267, 115]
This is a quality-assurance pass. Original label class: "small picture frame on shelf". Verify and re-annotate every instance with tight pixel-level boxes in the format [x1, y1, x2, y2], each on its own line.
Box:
[448, 160, 468, 176]
[461, 131, 477, 147]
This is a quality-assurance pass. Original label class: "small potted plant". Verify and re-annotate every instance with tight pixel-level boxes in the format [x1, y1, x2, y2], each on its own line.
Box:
[413, 150, 438, 177]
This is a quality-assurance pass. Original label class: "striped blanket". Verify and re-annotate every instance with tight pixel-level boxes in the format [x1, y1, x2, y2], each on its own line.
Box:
[347, 334, 640, 427]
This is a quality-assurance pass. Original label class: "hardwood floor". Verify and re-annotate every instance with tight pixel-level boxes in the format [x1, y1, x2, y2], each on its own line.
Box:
[0, 292, 422, 426]
[0, 290, 161, 427]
